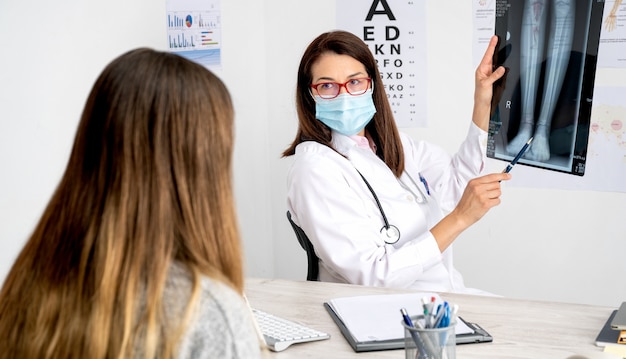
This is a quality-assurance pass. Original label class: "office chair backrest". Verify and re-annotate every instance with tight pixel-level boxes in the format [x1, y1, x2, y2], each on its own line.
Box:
[286, 211, 319, 281]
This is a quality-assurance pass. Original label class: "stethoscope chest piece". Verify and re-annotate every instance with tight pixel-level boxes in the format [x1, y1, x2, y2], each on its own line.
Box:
[380, 225, 400, 244]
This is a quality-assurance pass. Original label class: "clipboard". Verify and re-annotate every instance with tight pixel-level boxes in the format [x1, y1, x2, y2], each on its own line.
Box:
[324, 301, 493, 352]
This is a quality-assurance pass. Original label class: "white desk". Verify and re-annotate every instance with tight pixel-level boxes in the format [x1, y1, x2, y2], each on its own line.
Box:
[245, 278, 616, 359]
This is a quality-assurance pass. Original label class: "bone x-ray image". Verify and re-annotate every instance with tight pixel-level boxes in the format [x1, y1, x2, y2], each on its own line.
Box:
[487, 0, 605, 176]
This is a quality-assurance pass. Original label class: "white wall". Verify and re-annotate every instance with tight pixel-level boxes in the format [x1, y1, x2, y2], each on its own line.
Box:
[1, 0, 624, 308]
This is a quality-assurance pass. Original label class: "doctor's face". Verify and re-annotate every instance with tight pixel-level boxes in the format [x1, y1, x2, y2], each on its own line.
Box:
[310, 52, 369, 98]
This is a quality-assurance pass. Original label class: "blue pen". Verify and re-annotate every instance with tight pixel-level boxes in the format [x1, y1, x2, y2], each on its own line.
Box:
[401, 308, 434, 359]
[431, 303, 442, 328]
[401, 307, 414, 328]
[503, 137, 533, 173]
[418, 173, 431, 195]
[433, 302, 449, 328]
[440, 304, 451, 328]
[436, 304, 454, 351]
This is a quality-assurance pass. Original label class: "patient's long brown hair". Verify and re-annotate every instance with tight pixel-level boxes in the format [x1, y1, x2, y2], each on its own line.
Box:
[0, 48, 242, 359]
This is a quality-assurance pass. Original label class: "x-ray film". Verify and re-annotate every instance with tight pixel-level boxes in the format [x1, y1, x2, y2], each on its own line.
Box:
[487, 0, 605, 176]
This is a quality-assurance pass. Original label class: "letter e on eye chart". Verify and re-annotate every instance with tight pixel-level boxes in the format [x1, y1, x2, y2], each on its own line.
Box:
[336, 0, 428, 128]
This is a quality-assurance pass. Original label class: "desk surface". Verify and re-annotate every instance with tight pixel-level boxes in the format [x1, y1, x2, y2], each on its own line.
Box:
[245, 278, 616, 359]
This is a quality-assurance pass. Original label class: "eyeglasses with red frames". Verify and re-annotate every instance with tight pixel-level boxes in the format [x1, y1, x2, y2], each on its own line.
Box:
[310, 78, 372, 100]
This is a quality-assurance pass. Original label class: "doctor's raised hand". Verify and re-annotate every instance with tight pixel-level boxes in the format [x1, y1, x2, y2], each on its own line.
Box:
[283, 30, 509, 294]
[474, 35, 507, 131]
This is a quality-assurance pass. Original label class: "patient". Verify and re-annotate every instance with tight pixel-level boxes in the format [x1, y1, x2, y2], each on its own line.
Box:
[0, 48, 262, 358]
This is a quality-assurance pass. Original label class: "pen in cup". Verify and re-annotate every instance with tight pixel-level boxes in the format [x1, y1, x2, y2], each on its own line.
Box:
[400, 308, 433, 359]
[421, 296, 435, 328]
[432, 302, 449, 329]
[449, 304, 459, 325]
[401, 307, 415, 328]
[502, 136, 533, 173]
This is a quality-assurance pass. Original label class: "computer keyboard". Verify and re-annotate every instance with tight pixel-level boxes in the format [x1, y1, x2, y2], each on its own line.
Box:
[251, 308, 330, 352]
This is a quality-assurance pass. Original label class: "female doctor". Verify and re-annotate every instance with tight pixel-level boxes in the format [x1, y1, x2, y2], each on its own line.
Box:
[282, 30, 510, 293]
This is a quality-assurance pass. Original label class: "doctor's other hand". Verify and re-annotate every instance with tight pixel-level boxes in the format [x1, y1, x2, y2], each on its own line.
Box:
[473, 35, 506, 131]
[452, 172, 511, 228]
[431, 172, 510, 252]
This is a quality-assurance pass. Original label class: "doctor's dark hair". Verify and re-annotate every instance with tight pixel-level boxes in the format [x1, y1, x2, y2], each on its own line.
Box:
[282, 30, 405, 177]
[0, 48, 243, 359]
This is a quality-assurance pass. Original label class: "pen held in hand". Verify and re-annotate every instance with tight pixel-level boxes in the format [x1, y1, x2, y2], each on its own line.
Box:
[502, 136, 533, 173]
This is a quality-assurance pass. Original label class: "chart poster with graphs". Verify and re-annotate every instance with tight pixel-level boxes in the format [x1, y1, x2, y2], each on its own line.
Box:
[336, 0, 427, 128]
[166, 0, 221, 70]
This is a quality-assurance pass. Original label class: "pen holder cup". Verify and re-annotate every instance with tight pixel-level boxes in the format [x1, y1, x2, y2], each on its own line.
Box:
[402, 315, 456, 359]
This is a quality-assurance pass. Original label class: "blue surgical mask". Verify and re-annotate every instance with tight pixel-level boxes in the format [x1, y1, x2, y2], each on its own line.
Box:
[314, 89, 376, 136]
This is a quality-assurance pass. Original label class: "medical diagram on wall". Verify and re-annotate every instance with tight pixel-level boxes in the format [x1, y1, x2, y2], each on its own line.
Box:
[336, 0, 428, 128]
[598, 0, 626, 68]
[583, 86, 626, 193]
[473, 0, 496, 57]
[487, 0, 605, 176]
[165, 0, 221, 70]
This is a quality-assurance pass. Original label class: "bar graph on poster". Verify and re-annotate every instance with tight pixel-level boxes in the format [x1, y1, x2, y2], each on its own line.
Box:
[166, 0, 221, 70]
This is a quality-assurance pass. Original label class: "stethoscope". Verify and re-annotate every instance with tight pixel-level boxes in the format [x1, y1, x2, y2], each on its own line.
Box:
[355, 169, 430, 245]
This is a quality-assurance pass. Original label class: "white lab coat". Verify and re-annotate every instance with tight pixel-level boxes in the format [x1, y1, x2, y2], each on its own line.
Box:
[287, 122, 489, 293]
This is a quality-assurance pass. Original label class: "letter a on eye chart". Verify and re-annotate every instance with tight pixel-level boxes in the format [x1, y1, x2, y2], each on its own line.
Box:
[336, 0, 428, 128]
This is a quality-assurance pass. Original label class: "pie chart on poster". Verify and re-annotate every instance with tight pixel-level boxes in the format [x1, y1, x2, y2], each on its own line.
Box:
[186, 15, 192, 28]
